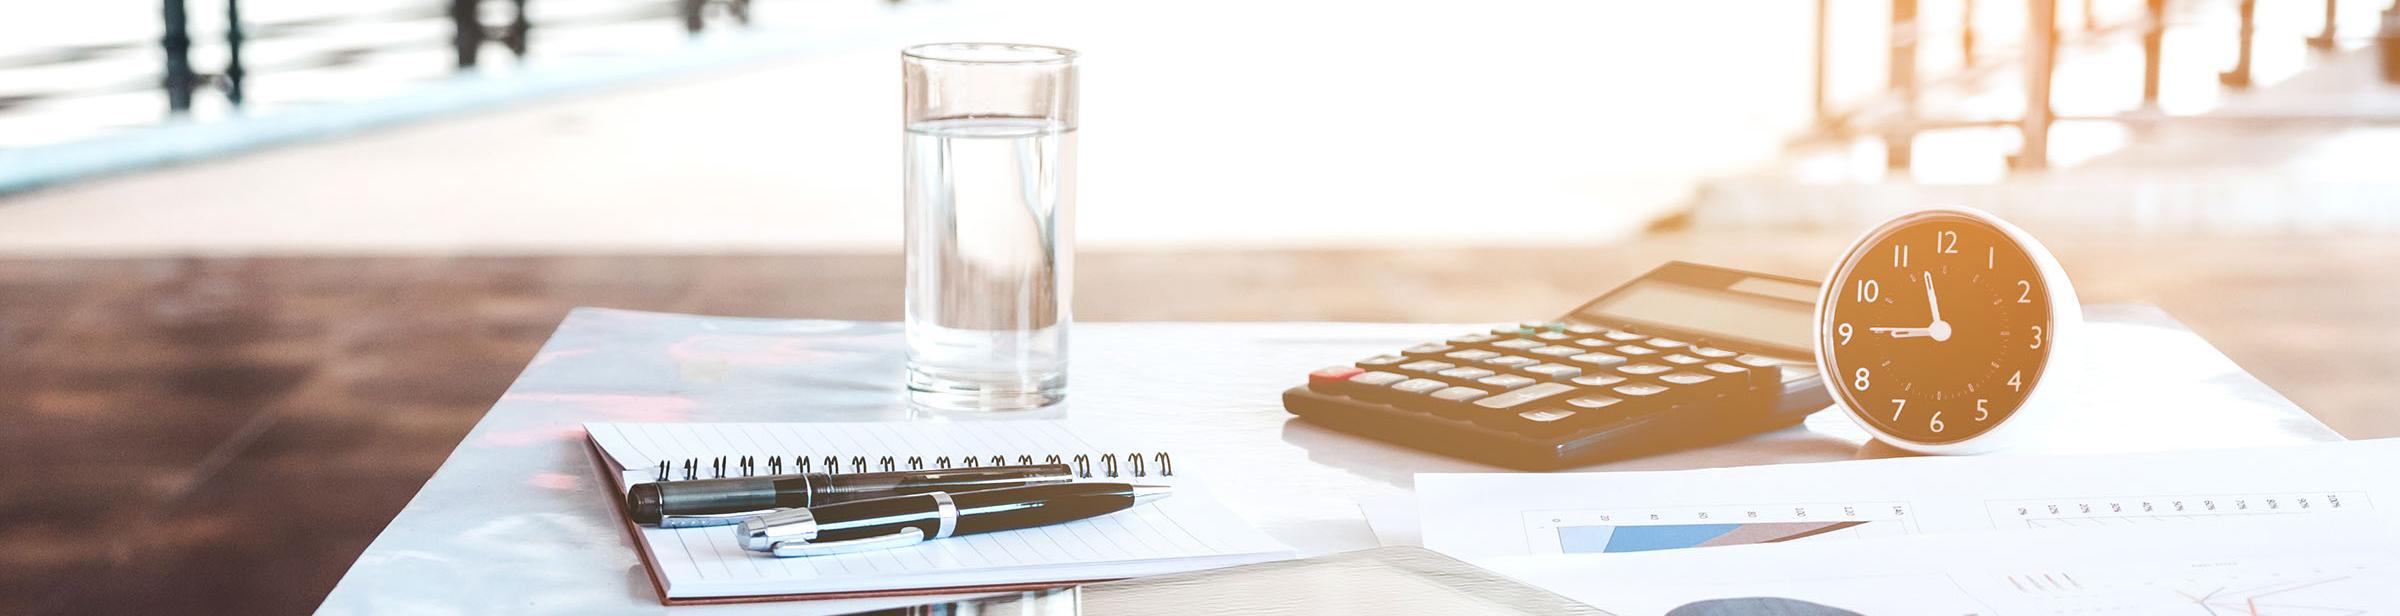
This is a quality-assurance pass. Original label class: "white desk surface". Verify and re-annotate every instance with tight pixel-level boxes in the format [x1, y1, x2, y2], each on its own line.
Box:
[318, 304, 2339, 614]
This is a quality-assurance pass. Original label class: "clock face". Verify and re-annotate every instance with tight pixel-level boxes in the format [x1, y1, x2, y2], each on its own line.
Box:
[1820, 212, 2055, 445]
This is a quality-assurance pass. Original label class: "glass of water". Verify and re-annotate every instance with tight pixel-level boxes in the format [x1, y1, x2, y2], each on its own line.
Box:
[902, 43, 1077, 411]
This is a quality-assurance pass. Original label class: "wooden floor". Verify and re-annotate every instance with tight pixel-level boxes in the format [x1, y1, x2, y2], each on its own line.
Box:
[4, 233, 2395, 614]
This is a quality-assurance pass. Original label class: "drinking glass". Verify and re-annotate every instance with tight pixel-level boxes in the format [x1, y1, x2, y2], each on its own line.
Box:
[902, 43, 1078, 410]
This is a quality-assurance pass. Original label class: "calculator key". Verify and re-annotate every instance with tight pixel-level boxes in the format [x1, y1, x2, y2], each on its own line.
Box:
[1689, 346, 1739, 359]
[1471, 382, 1576, 411]
[1430, 386, 1490, 403]
[1449, 333, 1502, 345]
[1701, 362, 1756, 386]
[1308, 366, 1364, 385]
[1334, 371, 1409, 396]
[1356, 354, 1409, 368]
[1491, 338, 1544, 351]
[1564, 395, 1623, 410]
[1396, 360, 1455, 375]
[1489, 326, 1536, 336]
[1522, 363, 1583, 381]
[1660, 353, 1706, 366]
[1445, 349, 1502, 362]
[1529, 345, 1584, 357]
[1733, 354, 1784, 381]
[1428, 386, 1492, 417]
[1613, 345, 1658, 356]
[1660, 369, 1737, 402]
[1391, 378, 1449, 395]
[1604, 330, 1647, 342]
[1436, 367, 1497, 383]
[1571, 374, 1627, 388]
[1658, 372, 1716, 386]
[1573, 338, 1616, 348]
[1660, 371, 1739, 404]
[1533, 331, 1574, 342]
[1615, 363, 1672, 376]
[1513, 408, 1580, 426]
[1402, 343, 1455, 357]
[1377, 378, 1452, 406]
[1503, 407, 1592, 436]
[1644, 337, 1688, 349]
[1476, 374, 1538, 391]
[1567, 353, 1628, 368]
[1521, 321, 1565, 331]
[1613, 383, 1671, 399]
[1483, 355, 1541, 369]
[1565, 324, 1604, 334]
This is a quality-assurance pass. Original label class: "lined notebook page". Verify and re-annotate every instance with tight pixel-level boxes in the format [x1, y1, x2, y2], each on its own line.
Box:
[585, 421, 1291, 599]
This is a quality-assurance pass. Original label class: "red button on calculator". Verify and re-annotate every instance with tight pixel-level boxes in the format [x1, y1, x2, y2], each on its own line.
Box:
[1309, 366, 1366, 384]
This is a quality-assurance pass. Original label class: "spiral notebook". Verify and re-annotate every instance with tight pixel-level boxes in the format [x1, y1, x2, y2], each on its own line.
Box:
[583, 421, 1294, 604]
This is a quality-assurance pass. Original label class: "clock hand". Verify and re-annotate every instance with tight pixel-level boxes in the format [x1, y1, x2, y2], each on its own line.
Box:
[1923, 272, 1942, 324]
[1867, 326, 1937, 339]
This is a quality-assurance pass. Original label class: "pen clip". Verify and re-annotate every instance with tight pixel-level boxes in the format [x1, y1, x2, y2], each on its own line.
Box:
[770, 527, 925, 558]
[658, 507, 791, 528]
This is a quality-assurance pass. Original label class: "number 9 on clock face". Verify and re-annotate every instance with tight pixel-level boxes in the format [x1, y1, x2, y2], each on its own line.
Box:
[1814, 208, 2082, 454]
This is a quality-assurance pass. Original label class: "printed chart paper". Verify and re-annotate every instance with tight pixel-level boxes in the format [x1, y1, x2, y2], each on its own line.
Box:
[1475, 517, 2400, 615]
[1421, 439, 2400, 559]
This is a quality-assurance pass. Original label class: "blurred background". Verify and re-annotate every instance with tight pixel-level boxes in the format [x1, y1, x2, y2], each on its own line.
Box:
[3, 0, 2397, 612]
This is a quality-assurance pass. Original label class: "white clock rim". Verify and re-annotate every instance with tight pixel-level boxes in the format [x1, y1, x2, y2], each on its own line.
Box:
[1812, 206, 2085, 455]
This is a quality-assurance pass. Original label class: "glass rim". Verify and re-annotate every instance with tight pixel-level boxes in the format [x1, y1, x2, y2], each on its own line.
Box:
[903, 42, 1078, 65]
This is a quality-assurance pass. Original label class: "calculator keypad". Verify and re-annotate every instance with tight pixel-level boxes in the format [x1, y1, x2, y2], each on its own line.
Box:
[1306, 322, 1778, 441]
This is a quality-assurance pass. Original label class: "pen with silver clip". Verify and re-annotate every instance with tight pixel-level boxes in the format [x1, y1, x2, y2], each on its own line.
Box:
[628, 464, 1076, 527]
[737, 482, 1173, 557]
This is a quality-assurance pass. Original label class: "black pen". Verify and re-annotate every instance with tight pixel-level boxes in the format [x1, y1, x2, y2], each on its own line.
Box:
[735, 482, 1173, 557]
[628, 464, 1075, 527]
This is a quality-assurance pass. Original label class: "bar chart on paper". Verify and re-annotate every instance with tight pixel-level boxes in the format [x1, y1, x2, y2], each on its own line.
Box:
[1987, 491, 2375, 529]
[1524, 501, 1917, 554]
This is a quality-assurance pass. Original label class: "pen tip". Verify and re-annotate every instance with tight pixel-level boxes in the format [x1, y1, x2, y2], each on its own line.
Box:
[1130, 484, 1173, 505]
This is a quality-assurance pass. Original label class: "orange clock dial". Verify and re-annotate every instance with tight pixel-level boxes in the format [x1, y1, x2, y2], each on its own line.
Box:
[1821, 212, 2055, 445]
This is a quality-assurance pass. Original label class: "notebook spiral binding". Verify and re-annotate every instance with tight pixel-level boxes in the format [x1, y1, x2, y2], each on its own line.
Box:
[653, 452, 1173, 482]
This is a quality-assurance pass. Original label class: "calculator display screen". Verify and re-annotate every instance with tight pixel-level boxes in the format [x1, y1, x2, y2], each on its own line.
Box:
[1574, 281, 1814, 351]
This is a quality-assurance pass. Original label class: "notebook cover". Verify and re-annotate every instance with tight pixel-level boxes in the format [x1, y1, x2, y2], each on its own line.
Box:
[583, 436, 1129, 605]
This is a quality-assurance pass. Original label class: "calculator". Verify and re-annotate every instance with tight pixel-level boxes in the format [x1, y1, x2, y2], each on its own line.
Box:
[1282, 261, 1832, 470]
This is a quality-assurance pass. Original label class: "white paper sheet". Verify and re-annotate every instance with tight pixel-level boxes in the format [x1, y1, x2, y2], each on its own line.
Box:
[1475, 517, 2400, 615]
[1354, 495, 1422, 547]
[1421, 439, 2400, 559]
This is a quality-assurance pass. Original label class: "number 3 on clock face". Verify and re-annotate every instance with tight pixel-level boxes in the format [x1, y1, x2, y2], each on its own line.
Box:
[1813, 208, 2083, 454]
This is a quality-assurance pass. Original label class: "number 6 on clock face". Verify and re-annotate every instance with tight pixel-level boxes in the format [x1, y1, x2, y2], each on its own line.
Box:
[1813, 207, 2083, 455]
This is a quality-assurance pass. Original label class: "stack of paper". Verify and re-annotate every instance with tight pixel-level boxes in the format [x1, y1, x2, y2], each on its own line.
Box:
[1417, 439, 2400, 614]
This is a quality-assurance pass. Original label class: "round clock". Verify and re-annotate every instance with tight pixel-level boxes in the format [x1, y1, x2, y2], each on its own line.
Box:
[1814, 207, 2083, 454]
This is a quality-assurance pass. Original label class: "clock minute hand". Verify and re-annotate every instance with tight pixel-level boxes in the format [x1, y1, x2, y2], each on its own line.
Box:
[1923, 272, 1941, 324]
